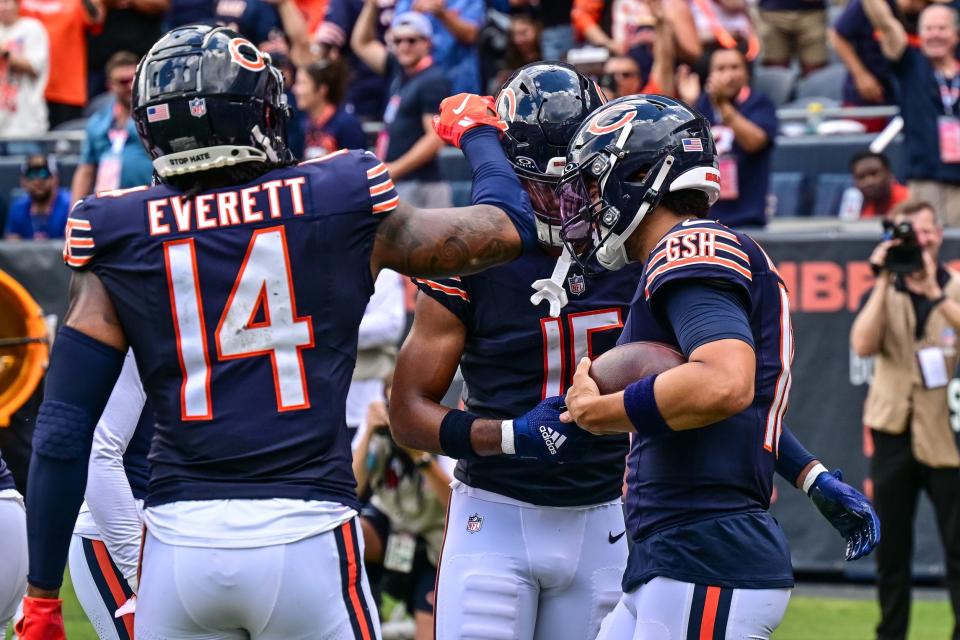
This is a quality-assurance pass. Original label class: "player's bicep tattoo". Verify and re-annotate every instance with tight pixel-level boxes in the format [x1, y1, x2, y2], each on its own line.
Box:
[373, 203, 521, 278]
[64, 271, 127, 351]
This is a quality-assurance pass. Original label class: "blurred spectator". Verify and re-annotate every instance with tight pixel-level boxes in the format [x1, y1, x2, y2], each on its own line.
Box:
[537, 0, 573, 61]
[20, 0, 105, 127]
[601, 55, 642, 98]
[831, 0, 899, 107]
[347, 269, 405, 444]
[677, 48, 777, 228]
[688, 0, 759, 77]
[352, 5, 452, 207]
[296, 0, 328, 33]
[394, 0, 484, 94]
[0, 0, 49, 137]
[354, 396, 449, 640]
[756, 0, 827, 76]
[847, 150, 912, 219]
[86, 0, 171, 103]
[865, 0, 960, 225]
[5, 155, 72, 240]
[70, 52, 153, 203]
[215, 0, 283, 44]
[491, 9, 541, 90]
[311, 0, 397, 119]
[851, 200, 960, 640]
[572, 0, 700, 83]
[293, 59, 367, 159]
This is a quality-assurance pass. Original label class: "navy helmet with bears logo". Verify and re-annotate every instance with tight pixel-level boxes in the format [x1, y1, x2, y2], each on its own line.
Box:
[557, 95, 721, 272]
[495, 62, 606, 249]
[132, 24, 291, 181]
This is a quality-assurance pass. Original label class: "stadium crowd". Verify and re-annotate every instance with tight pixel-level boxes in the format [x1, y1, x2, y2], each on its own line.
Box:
[0, 0, 958, 235]
[1, 0, 960, 638]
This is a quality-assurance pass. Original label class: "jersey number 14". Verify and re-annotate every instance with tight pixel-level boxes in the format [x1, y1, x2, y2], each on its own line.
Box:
[163, 226, 315, 420]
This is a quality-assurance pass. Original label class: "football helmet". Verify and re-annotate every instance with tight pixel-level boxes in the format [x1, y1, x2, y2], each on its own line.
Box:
[132, 24, 290, 180]
[495, 62, 606, 249]
[557, 95, 721, 271]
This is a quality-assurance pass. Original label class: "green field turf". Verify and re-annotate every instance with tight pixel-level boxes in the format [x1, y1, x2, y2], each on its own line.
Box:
[5, 580, 954, 639]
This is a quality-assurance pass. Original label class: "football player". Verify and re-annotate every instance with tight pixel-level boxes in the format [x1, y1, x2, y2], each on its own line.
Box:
[0, 448, 26, 630]
[15, 25, 541, 640]
[391, 75, 880, 639]
[556, 96, 880, 638]
[67, 352, 150, 640]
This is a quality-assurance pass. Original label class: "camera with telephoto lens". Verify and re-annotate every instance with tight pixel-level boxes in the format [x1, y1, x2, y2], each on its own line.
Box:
[882, 219, 924, 274]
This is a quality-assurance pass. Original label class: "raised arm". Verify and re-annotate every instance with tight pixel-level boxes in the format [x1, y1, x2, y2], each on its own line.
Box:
[18, 270, 127, 638]
[371, 101, 537, 279]
[862, 0, 907, 61]
[350, 0, 388, 75]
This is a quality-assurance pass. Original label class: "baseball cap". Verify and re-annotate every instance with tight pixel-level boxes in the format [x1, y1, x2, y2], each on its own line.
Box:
[391, 11, 433, 39]
[21, 154, 57, 179]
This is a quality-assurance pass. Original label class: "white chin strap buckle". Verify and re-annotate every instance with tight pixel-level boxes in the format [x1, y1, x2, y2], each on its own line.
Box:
[530, 248, 572, 317]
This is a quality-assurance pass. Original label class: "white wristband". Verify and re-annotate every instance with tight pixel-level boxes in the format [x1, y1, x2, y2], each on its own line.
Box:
[500, 420, 516, 455]
[803, 463, 829, 495]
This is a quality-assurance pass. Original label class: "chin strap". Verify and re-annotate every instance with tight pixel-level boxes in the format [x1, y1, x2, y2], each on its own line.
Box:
[530, 248, 573, 317]
[596, 154, 675, 271]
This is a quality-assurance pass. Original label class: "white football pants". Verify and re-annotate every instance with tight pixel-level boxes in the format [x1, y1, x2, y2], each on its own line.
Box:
[68, 535, 135, 640]
[0, 494, 27, 629]
[135, 518, 381, 640]
[596, 576, 791, 640]
[435, 485, 627, 640]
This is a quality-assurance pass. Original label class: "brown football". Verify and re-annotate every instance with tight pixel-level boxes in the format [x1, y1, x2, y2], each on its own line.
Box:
[589, 342, 687, 395]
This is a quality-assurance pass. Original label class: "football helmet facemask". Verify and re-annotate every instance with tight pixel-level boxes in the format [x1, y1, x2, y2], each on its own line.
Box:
[556, 95, 721, 272]
[495, 62, 606, 249]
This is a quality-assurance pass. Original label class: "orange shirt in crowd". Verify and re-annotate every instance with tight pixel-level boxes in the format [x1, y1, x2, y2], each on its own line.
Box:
[19, 0, 100, 107]
[860, 181, 911, 219]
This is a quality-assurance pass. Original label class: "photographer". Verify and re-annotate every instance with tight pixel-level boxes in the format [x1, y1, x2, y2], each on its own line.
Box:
[354, 397, 450, 640]
[850, 199, 960, 639]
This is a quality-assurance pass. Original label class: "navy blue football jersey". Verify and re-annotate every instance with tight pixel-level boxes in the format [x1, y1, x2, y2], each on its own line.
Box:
[0, 448, 13, 491]
[415, 257, 643, 507]
[619, 218, 794, 590]
[63, 149, 401, 510]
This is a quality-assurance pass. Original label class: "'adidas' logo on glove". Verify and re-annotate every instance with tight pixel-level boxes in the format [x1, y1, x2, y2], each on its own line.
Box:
[539, 425, 567, 455]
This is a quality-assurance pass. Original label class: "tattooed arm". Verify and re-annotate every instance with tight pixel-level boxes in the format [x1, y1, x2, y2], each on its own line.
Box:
[371, 202, 522, 278]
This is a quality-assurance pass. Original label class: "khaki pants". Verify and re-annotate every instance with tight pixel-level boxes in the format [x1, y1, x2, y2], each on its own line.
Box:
[757, 9, 827, 68]
[907, 180, 960, 227]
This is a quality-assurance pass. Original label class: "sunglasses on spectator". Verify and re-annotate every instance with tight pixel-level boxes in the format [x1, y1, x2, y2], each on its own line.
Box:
[610, 71, 638, 78]
[23, 167, 52, 180]
[111, 76, 135, 87]
[394, 36, 425, 46]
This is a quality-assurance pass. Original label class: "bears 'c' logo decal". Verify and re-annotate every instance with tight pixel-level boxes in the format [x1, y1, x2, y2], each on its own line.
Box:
[228, 37, 265, 72]
[497, 88, 517, 122]
[586, 106, 637, 135]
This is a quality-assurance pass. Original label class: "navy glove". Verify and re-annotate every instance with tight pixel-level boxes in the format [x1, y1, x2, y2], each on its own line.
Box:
[809, 469, 881, 561]
[505, 396, 594, 463]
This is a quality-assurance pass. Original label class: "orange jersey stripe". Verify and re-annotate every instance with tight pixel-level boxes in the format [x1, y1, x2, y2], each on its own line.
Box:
[647, 255, 752, 283]
[369, 180, 395, 196]
[366, 163, 389, 179]
[415, 279, 469, 300]
[371, 196, 400, 213]
[660, 226, 741, 246]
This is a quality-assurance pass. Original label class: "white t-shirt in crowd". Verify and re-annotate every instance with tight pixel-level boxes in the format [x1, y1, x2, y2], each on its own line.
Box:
[0, 17, 49, 137]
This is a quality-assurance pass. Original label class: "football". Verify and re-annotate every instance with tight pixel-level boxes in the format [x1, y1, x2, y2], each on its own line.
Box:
[589, 341, 687, 395]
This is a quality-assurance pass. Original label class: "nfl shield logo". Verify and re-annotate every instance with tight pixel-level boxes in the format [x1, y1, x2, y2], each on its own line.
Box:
[568, 274, 586, 296]
[466, 513, 483, 534]
[189, 97, 207, 118]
